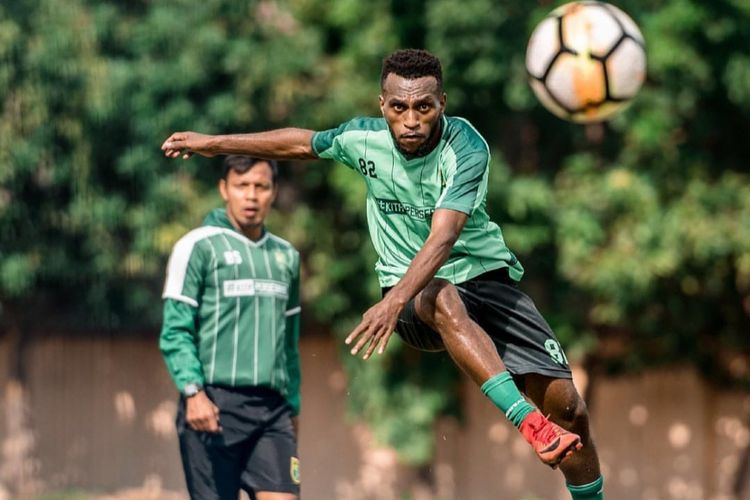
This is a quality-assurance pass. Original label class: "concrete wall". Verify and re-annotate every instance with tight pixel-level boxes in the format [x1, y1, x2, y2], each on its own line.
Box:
[0, 334, 748, 500]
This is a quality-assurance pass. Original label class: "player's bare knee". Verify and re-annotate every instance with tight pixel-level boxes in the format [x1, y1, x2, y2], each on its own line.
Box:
[415, 279, 449, 325]
[432, 282, 470, 334]
[415, 279, 467, 332]
[553, 395, 590, 433]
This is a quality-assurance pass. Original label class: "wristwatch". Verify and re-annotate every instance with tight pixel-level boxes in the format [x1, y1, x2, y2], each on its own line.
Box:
[183, 383, 203, 398]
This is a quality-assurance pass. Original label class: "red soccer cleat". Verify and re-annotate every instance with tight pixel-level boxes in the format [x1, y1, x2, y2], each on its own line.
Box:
[519, 411, 583, 469]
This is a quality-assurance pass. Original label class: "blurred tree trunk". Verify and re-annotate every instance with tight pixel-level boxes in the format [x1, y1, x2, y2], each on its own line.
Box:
[0, 305, 37, 498]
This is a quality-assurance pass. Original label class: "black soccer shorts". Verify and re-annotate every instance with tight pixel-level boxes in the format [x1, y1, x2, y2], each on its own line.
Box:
[387, 268, 573, 381]
[176, 385, 300, 500]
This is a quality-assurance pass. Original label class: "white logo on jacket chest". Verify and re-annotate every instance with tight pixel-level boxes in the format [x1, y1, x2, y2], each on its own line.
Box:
[224, 250, 242, 265]
[223, 279, 288, 298]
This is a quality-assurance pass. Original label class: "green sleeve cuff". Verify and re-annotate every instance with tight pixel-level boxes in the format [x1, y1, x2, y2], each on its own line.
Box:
[159, 299, 205, 391]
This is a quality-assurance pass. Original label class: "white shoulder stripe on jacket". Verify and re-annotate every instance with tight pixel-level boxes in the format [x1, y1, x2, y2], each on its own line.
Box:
[162, 226, 229, 304]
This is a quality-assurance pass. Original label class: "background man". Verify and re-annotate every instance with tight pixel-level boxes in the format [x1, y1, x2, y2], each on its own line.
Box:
[161, 49, 604, 500]
[160, 155, 301, 500]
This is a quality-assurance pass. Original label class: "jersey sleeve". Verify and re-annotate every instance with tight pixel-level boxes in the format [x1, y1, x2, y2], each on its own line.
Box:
[311, 121, 356, 170]
[283, 250, 302, 415]
[436, 149, 490, 215]
[159, 298, 205, 392]
[160, 235, 208, 392]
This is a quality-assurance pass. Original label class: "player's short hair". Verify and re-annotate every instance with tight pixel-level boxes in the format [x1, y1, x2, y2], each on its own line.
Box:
[222, 155, 278, 185]
[380, 49, 443, 91]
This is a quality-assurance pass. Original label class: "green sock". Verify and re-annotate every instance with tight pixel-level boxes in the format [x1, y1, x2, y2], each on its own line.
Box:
[480, 371, 535, 428]
[567, 476, 604, 500]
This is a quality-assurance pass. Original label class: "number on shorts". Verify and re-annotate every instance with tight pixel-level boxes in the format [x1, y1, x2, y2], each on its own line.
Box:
[544, 339, 569, 366]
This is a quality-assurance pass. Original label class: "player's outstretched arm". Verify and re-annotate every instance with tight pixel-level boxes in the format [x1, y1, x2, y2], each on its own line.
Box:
[161, 128, 318, 161]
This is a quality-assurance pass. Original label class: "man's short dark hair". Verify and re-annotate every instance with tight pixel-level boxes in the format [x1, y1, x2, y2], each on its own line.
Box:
[222, 155, 278, 185]
[380, 49, 443, 91]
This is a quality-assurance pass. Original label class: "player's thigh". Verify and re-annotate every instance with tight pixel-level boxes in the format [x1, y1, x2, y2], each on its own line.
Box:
[383, 283, 447, 352]
[388, 279, 477, 352]
[413, 278, 470, 329]
[241, 407, 300, 498]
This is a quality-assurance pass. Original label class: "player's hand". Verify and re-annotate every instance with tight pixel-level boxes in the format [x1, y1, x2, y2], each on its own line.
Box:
[345, 296, 403, 360]
[161, 131, 216, 160]
[185, 391, 221, 433]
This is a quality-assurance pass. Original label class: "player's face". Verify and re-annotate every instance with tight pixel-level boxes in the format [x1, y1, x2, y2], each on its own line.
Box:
[219, 162, 276, 240]
[380, 74, 446, 156]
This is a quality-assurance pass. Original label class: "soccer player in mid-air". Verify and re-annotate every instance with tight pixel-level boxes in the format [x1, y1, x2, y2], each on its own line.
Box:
[161, 49, 605, 499]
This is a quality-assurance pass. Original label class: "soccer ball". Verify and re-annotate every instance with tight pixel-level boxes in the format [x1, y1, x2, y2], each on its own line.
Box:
[525, 1, 646, 123]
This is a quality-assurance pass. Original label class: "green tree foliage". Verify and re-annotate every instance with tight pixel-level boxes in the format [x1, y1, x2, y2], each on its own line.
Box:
[1, 0, 749, 463]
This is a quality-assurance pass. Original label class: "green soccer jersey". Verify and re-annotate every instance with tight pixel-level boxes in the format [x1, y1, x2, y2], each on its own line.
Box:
[312, 115, 524, 287]
[159, 208, 301, 414]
